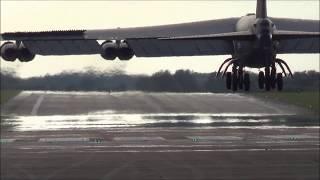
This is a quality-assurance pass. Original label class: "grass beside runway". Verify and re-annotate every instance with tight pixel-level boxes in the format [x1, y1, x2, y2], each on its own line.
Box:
[0, 90, 21, 105]
[252, 91, 319, 114]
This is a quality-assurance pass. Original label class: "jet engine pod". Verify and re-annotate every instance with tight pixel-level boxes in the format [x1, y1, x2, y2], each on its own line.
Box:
[100, 41, 117, 60]
[118, 41, 134, 61]
[0, 42, 18, 61]
[18, 44, 35, 62]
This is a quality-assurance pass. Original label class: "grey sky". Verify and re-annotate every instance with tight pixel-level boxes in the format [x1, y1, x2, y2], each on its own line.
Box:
[0, 1, 319, 78]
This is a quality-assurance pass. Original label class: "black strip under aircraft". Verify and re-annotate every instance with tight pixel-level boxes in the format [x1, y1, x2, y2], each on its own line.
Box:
[1, 0, 319, 91]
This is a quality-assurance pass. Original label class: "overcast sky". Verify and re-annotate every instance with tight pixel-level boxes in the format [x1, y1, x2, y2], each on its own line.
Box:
[0, 1, 319, 78]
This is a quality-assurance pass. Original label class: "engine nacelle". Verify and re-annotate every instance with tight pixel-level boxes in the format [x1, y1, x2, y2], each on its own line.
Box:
[118, 42, 134, 61]
[0, 42, 18, 61]
[100, 41, 117, 60]
[100, 40, 135, 61]
[0, 42, 36, 62]
[18, 44, 35, 62]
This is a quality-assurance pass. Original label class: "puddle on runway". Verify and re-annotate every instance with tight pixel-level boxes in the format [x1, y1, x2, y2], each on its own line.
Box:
[1, 111, 319, 131]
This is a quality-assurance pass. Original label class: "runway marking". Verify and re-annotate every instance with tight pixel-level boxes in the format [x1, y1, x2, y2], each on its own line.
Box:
[113, 137, 165, 141]
[30, 94, 45, 116]
[25, 148, 319, 153]
[39, 137, 90, 143]
[264, 135, 318, 140]
[0, 139, 16, 143]
[187, 136, 242, 141]
[256, 141, 320, 144]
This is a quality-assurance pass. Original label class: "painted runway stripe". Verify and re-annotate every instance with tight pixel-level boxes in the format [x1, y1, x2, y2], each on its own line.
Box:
[24, 148, 320, 153]
[39, 137, 90, 143]
[113, 137, 165, 141]
[0, 139, 16, 143]
[10, 137, 320, 144]
[88, 148, 320, 153]
[30, 94, 45, 116]
[16, 143, 320, 150]
[256, 141, 320, 144]
[4, 136, 319, 144]
[187, 136, 242, 141]
[264, 135, 318, 139]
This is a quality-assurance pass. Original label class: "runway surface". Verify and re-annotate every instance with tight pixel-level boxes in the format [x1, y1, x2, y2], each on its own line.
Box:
[1, 91, 319, 180]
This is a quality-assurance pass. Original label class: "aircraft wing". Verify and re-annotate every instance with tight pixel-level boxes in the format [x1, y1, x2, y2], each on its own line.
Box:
[0, 18, 239, 57]
[0, 30, 101, 55]
[158, 18, 320, 55]
[127, 31, 251, 57]
[1, 17, 319, 57]
[270, 18, 320, 54]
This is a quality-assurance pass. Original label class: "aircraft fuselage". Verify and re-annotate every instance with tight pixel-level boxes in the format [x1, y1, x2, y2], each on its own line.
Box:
[234, 15, 277, 68]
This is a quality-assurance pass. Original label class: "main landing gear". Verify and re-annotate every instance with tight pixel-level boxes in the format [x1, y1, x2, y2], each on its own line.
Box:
[224, 65, 251, 92]
[217, 58, 293, 92]
[258, 66, 282, 91]
[217, 58, 251, 92]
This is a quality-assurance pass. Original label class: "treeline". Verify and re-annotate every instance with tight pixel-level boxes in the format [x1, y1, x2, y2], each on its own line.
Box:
[1, 69, 319, 92]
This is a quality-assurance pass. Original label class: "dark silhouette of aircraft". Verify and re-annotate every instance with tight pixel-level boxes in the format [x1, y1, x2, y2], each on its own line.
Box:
[0, 0, 319, 91]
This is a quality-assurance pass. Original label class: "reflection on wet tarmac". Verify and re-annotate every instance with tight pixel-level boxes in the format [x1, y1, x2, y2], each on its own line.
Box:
[1, 111, 318, 131]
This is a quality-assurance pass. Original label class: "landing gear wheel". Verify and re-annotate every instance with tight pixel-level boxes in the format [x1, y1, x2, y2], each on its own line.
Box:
[226, 72, 232, 90]
[271, 66, 276, 89]
[244, 73, 250, 91]
[238, 75, 243, 90]
[258, 71, 265, 89]
[238, 69, 244, 90]
[265, 67, 271, 91]
[277, 73, 283, 91]
[232, 68, 238, 92]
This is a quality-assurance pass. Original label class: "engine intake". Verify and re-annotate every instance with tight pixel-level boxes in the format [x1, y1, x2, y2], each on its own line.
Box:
[100, 41, 117, 60]
[118, 42, 134, 61]
[18, 44, 35, 62]
[0, 42, 18, 61]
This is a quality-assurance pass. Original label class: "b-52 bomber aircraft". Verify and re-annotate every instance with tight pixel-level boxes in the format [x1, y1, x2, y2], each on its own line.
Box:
[1, 0, 319, 91]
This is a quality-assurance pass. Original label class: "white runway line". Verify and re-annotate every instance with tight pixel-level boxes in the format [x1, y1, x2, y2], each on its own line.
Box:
[39, 137, 90, 143]
[264, 135, 318, 139]
[187, 136, 242, 141]
[47, 148, 320, 153]
[113, 137, 165, 141]
[0, 139, 16, 143]
[30, 94, 45, 116]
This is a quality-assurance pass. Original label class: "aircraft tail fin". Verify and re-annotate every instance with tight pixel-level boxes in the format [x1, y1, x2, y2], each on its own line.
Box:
[256, 0, 267, 18]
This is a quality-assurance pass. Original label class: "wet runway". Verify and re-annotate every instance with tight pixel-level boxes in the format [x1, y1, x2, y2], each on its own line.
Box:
[1, 91, 319, 180]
